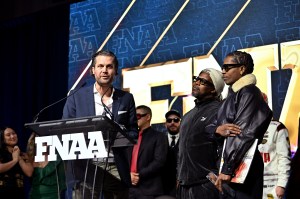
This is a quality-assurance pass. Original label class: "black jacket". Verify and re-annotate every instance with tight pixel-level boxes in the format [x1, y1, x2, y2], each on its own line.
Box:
[207, 74, 273, 176]
[177, 99, 221, 186]
[162, 134, 179, 195]
[128, 127, 168, 196]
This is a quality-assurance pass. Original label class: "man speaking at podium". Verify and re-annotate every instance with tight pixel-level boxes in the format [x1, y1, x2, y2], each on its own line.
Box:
[62, 50, 138, 199]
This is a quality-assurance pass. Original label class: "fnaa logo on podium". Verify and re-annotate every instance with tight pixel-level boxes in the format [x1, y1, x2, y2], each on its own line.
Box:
[34, 131, 107, 162]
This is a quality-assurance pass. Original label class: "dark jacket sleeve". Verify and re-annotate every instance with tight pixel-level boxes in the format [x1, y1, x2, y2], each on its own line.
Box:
[123, 93, 138, 139]
[62, 89, 76, 119]
[205, 102, 224, 146]
[139, 131, 168, 179]
[221, 86, 272, 175]
[62, 86, 95, 119]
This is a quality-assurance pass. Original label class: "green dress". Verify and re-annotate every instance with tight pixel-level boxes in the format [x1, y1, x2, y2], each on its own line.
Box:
[29, 159, 66, 199]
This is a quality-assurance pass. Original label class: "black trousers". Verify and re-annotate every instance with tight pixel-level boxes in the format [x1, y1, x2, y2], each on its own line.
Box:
[129, 187, 158, 199]
[177, 180, 219, 199]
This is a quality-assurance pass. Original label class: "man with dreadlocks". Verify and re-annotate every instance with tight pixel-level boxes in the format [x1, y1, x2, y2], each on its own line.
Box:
[207, 51, 273, 199]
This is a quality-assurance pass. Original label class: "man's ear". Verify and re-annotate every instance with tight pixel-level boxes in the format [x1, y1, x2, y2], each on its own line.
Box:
[146, 114, 152, 122]
[240, 65, 246, 76]
[90, 67, 95, 76]
[164, 123, 168, 128]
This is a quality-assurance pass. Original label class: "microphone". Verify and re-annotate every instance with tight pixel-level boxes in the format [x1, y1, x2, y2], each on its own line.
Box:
[32, 82, 87, 123]
[101, 86, 114, 121]
[101, 86, 129, 137]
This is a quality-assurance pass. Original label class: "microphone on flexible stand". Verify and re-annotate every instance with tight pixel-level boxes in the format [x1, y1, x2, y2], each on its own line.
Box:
[100, 86, 128, 133]
[32, 82, 87, 123]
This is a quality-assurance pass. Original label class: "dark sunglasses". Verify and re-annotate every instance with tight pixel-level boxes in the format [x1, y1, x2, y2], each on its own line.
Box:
[193, 76, 214, 87]
[166, 117, 181, 123]
[221, 64, 244, 72]
[136, 113, 148, 120]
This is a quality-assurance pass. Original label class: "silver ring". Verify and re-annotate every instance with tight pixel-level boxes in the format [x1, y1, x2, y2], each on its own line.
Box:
[226, 130, 230, 136]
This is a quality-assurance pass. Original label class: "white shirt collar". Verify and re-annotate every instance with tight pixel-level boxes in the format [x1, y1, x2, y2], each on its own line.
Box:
[93, 84, 114, 116]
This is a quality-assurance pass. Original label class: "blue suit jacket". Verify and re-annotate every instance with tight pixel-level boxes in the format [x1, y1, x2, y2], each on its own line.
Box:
[62, 85, 138, 187]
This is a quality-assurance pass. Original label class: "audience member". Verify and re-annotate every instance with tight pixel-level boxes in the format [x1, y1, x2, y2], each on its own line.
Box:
[162, 109, 181, 198]
[0, 126, 33, 199]
[62, 50, 138, 199]
[208, 51, 273, 199]
[128, 105, 168, 199]
[177, 68, 225, 199]
[27, 133, 66, 199]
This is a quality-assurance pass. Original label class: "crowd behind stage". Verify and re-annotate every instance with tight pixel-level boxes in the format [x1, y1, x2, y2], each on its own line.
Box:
[1, 50, 300, 199]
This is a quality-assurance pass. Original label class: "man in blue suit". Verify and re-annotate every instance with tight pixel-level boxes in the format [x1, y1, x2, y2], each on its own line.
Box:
[62, 50, 138, 199]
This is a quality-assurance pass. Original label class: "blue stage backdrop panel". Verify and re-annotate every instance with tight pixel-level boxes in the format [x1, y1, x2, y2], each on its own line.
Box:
[68, 0, 300, 128]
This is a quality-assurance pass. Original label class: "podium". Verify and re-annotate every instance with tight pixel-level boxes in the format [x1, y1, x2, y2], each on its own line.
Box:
[25, 115, 136, 199]
[25, 115, 136, 147]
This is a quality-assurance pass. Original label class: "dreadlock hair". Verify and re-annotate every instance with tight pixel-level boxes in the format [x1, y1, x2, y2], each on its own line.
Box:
[226, 51, 254, 74]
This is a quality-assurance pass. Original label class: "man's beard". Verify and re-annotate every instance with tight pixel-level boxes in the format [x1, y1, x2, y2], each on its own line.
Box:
[168, 130, 179, 135]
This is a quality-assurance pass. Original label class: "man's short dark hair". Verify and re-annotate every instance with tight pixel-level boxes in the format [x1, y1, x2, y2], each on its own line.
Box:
[90, 50, 119, 75]
[136, 105, 152, 118]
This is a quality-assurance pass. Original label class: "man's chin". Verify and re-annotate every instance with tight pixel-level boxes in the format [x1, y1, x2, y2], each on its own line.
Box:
[191, 91, 197, 98]
[168, 131, 179, 135]
[98, 81, 113, 87]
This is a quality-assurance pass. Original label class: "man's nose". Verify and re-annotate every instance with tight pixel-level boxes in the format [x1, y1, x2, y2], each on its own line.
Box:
[102, 66, 108, 72]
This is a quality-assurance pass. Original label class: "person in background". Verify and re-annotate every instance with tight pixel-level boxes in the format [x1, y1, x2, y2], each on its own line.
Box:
[177, 68, 225, 199]
[258, 93, 291, 199]
[162, 109, 181, 198]
[285, 145, 300, 199]
[128, 105, 168, 199]
[27, 132, 66, 199]
[62, 50, 138, 199]
[0, 126, 33, 199]
[207, 51, 273, 199]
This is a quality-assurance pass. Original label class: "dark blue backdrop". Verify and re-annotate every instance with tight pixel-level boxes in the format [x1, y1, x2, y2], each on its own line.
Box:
[68, 0, 298, 121]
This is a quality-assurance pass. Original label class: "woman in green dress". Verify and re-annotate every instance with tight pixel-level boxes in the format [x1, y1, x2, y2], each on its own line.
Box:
[27, 133, 66, 199]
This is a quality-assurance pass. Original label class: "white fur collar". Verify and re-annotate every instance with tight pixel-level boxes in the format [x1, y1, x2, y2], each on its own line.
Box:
[231, 74, 256, 92]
